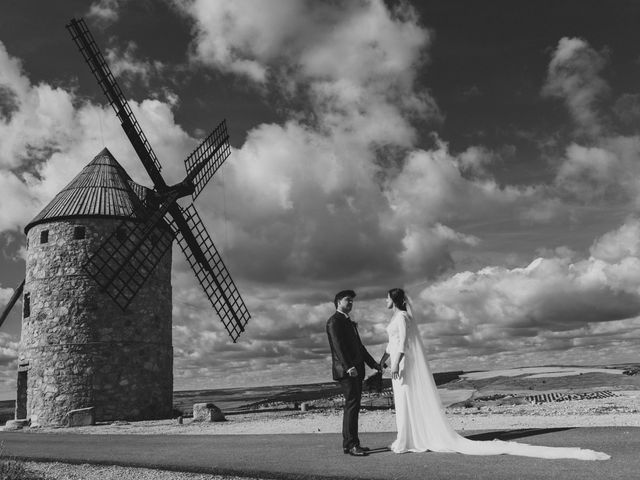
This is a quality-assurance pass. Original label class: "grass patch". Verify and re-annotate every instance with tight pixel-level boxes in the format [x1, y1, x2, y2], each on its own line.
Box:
[0, 442, 50, 480]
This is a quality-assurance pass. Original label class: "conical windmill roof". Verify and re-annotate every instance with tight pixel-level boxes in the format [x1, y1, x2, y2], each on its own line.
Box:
[25, 148, 152, 234]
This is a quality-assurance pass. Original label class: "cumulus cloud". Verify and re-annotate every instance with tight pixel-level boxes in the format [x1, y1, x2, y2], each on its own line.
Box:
[411, 217, 640, 368]
[0, 332, 18, 364]
[553, 135, 640, 206]
[177, 0, 438, 142]
[542, 37, 610, 137]
[87, 0, 127, 25]
[540, 36, 640, 212]
[0, 38, 200, 232]
[106, 42, 166, 88]
[613, 93, 640, 128]
[0, 285, 13, 310]
[385, 139, 563, 233]
[153, 9, 640, 379]
[169, 0, 472, 289]
[0, 43, 76, 171]
[590, 217, 640, 263]
[203, 121, 403, 283]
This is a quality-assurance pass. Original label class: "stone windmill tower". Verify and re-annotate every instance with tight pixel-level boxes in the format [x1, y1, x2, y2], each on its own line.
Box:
[17, 148, 173, 426]
[0, 18, 251, 426]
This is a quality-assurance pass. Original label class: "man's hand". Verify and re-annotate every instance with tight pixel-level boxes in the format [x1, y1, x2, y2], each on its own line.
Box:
[379, 352, 390, 370]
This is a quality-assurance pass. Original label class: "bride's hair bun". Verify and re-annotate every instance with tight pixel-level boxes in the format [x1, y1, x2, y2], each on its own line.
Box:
[388, 288, 407, 311]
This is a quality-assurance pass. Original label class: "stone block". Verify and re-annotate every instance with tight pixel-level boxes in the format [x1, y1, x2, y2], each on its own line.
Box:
[67, 406, 95, 427]
[4, 419, 29, 431]
[193, 402, 226, 422]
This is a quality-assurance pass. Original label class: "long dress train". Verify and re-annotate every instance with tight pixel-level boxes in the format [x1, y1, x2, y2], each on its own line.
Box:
[386, 311, 610, 460]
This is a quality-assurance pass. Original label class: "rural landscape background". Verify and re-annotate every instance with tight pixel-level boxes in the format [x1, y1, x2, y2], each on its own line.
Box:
[4, 363, 639, 426]
[1, 0, 640, 401]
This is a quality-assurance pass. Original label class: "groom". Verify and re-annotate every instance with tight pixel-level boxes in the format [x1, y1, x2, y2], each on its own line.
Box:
[326, 289, 380, 457]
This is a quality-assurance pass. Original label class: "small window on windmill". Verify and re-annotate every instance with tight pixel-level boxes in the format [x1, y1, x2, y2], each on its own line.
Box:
[73, 226, 86, 240]
[23, 293, 30, 318]
[40, 230, 49, 244]
[26, 237, 29, 250]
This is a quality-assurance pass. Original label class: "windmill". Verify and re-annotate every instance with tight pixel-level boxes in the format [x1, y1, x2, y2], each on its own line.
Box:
[0, 18, 251, 426]
[1, 18, 250, 341]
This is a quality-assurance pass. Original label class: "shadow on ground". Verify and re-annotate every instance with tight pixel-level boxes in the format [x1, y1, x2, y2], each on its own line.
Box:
[466, 427, 574, 441]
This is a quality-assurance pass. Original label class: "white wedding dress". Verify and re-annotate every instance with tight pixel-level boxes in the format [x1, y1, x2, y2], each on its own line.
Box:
[385, 310, 610, 460]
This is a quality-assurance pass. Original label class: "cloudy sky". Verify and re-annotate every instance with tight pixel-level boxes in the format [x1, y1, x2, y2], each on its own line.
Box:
[1, 0, 640, 399]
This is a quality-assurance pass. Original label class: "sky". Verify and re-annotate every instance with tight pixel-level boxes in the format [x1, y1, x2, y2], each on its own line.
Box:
[1, 0, 640, 399]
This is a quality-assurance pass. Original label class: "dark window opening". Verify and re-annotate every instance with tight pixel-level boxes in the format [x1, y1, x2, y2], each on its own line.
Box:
[16, 369, 28, 419]
[40, 230, 49, 244]
[73, 226, 86, 240]
[26, 238, 29, 250]
[23, 293, 30, 318]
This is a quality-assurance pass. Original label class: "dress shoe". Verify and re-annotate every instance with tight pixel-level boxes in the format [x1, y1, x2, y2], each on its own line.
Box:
[347, 445, 369, 456]
[343, 445, 371, 454]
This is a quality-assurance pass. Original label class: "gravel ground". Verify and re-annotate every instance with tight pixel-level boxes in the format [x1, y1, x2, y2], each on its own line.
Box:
[22, 463, 267, 480]
[11, 390, 640, 480]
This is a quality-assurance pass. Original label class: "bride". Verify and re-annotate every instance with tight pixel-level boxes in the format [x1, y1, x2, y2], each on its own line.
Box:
[383, 287, 610, 460]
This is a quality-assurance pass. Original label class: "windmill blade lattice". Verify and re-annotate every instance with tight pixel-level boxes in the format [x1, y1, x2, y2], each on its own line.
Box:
[168, 204, 250, 342]
[83, 193, 178, 310]
[67, 16, 251, 342]
[66, 18, 166, 188]
[185, 120, 231, 200]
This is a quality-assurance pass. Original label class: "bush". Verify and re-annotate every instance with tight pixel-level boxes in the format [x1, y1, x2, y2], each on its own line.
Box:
[0, 458, 51, 480]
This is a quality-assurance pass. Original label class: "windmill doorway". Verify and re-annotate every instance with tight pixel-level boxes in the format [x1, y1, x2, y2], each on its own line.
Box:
[16, 362, 28, 419]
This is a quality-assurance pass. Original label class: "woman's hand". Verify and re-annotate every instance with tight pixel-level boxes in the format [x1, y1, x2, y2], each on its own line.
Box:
[391, 365, 400, 380]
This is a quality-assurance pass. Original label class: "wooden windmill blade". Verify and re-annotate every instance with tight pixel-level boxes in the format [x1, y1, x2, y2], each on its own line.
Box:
[0, 279, 25, 328]
[67, 17, 251, 341]
[66, 18, 167, 191]
[167, 204, 251, 342]
[184, 120, 231, 200]
[83, 192, 178, 310]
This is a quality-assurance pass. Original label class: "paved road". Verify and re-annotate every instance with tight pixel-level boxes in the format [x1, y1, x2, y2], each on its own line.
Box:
[1, 427, 639, 479]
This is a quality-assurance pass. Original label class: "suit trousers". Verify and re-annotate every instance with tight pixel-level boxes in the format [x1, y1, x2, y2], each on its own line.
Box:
[339, 374, 363, 450]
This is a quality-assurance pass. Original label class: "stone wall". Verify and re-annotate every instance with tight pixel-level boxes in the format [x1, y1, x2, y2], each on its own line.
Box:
[21, 218, 173, 426]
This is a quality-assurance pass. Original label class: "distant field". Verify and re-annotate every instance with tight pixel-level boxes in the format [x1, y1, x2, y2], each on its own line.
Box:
[0, 400, 13, 424]
[447, 364, 640, 395]
[2, 365, 637, 424]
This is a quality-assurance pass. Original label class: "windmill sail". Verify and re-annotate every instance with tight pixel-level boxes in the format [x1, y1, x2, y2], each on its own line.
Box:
[66, 18, 166, 189]
[168, 204, 250, 342]
[67, 17, 251, 341]
[184, 120, 231, 200]
[83, 192, 178, 310]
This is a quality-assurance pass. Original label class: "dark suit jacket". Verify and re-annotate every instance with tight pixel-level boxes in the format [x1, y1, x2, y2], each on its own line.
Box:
[326, 311, 377, 380]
